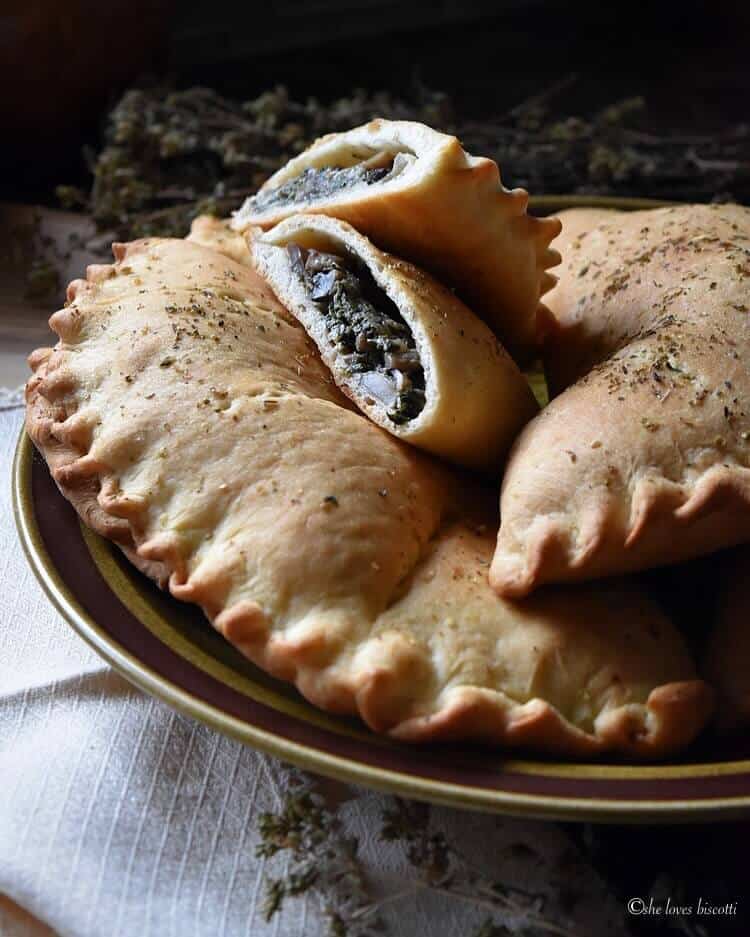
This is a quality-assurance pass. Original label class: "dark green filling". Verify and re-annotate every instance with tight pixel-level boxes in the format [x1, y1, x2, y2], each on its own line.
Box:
[288, 243, 426, 424]
[250, 164, 392, 213]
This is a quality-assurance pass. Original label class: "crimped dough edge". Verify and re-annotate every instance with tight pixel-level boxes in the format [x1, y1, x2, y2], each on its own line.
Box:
[230, 118, 562, 360]
[25, 238, 713, 758]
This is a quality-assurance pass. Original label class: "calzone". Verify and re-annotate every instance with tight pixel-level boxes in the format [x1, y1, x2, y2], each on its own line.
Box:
[492, 204, 750, 597]
[231, 119, 562, 360]
[248, 213, 538, 471]
[26, 237, 712, 756]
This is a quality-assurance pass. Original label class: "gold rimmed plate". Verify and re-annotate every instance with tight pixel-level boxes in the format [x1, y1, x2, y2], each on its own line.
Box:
[13, 195, 750, 823]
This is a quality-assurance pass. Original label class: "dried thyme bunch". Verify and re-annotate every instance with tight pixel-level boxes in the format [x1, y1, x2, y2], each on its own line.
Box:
[56, 77, 750, 249]
[376, 799, 579, 937]
[256, 783, 589, 937]
[463, 77, 750, 201]
[1, 209, 60, 300]
[57, 84, 451, 241]
[256, 782, 381, 936]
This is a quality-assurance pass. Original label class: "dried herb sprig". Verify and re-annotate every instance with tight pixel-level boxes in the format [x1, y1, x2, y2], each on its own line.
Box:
[462, 80, 750, 199]
[374, 799, 580, 937]
[256, 786, 381, 936]
[0, 209, 62, 301]
[56, 77, 750, 250]
[57, 83, 451, 241]
[256, 786, 591, 937]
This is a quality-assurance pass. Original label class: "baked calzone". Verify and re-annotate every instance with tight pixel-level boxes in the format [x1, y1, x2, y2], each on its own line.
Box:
[248, 214, 538, 471]
[231, 119, 562, 360]
[492, 204, 750, 597]
[26, 237, 712, 756]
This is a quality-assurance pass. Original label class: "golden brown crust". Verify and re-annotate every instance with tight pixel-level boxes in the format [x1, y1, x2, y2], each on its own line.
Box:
[231, 119, 561, 361]
[393, 681, 713, 757]
[376, 518, 712, 756]
[492, 204, 750, 596]
[25, 237, 712, 757]
[26, 356, 134, 546]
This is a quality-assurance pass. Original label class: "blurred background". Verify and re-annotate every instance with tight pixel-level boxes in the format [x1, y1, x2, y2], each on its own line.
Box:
[2, 0, 749, 201]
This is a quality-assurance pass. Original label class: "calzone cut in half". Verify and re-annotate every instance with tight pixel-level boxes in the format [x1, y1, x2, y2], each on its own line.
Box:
[231, 119, 562, 360]
[247, 213, 538, 471]
[491, 204, 750, 597]
[25, 237, 713, 756]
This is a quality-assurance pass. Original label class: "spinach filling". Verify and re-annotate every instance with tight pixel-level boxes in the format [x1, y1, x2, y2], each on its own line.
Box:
[250, 163, 392, 213]
[287, 243, 426, 424]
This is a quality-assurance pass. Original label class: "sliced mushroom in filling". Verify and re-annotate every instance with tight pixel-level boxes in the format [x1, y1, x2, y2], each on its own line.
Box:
[287, 243, 426, 425]
[249, 152, 413, 213]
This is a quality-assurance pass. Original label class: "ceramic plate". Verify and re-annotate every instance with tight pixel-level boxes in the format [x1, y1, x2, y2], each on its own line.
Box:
[14, 196, 750, 823]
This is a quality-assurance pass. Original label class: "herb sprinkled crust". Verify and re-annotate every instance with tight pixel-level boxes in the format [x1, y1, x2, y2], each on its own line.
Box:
[492, 204, 750, 597]
[232, 119, 562, 362]
[248, 214, 538, 472]
[25, 236, 712, 757]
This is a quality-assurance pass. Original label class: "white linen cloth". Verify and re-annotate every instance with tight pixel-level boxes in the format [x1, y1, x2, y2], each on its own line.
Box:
[0, 394, 627, 937]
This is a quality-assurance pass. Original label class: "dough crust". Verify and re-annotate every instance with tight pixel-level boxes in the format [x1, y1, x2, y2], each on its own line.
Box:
[249, 214, 538, 472]
[26, 237, 712, 756]
[492, 204, 750, 596]
[231, 119, 561, 361]
[187, 214, 251, 264]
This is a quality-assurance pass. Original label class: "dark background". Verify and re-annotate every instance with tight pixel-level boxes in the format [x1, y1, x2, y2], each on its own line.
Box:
[1, 0, 749, 198]
[1, 2, 748, 933]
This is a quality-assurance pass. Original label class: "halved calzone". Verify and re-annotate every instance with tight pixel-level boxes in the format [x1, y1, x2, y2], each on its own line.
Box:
[705, 548, 750, 731]
[491, 204, 750, 597]
[26, 237, 712, 756]
[248, 214, 538, 472]
[231, 119, 562, 360]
